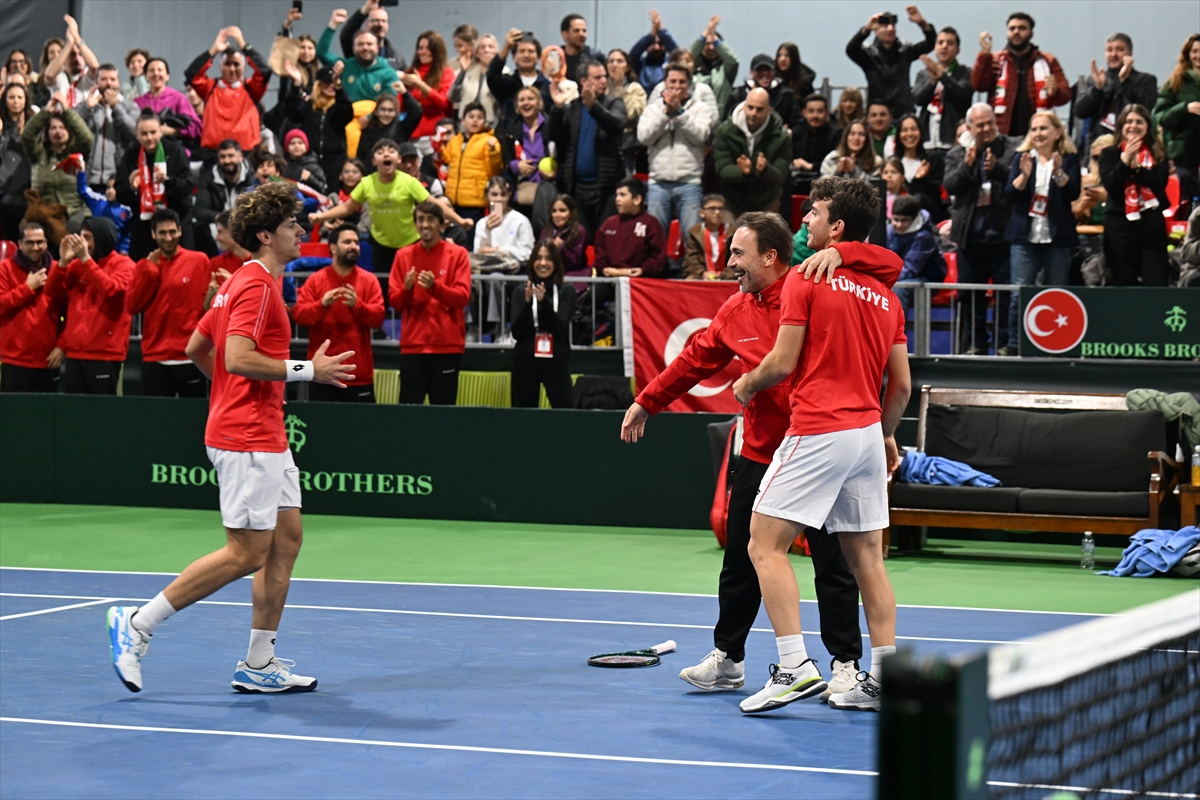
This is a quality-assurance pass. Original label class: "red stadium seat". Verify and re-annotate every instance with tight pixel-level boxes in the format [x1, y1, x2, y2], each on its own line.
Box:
[0, 240, 15, 262]
[666, 219, 684, 260]
[299, 242, 330, 258]
[586, 245, 595, 267]
[791, 194, 809, 230]
[633, 172, 649, 184]
[932, 251, 958, 305]
[310, 224, 322, 242]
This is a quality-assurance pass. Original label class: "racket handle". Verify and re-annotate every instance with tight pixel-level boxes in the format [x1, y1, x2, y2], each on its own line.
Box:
[652, 640, 677, 655]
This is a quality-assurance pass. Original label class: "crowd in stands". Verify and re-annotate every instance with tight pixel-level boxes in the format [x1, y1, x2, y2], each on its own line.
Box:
[1, 4, 1198, 401]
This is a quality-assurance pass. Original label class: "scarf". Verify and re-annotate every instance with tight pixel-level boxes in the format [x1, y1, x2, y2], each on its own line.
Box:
[138, 142, 166, 220]
[993, 50, 1051, 116]
[1122, 142, 1159, 221]
[925, 60, 957, 116]
[703, 224, 726, 273]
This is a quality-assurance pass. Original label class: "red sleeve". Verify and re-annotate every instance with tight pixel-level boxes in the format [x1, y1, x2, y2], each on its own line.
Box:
[971, 51, 996, 93]
[418, 67, 453, 114]
[124, 258, 162, 314]
[778, 269, 813, 327]
[427, 246, 471, 308]
[1046, 54, 1072, 107]
[388, 248, 413, 311]
[190, 59, 216, 100]
[893, 306, 908, 345]
[83, 255, 135, 298]
[43, 262, 69, 300]
[831, 241, 903, 289]
[290, 271, 328, 325]
[226, 279, 273, 344]
[196, 307, 215, 341]
[245, 58, 269, 102]
[636, 299, 738, 414]
[0, 263, 36, 315]
[352, 273, 387, 328]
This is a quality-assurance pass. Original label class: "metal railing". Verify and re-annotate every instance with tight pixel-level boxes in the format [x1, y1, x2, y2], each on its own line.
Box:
[898, 280, 1022, 358]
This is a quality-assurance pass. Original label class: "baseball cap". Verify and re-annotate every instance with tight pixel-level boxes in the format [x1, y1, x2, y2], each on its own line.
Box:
[750, 54, 775, 71]
[397, 142, 419, 159]
[315, 65, 336, 84]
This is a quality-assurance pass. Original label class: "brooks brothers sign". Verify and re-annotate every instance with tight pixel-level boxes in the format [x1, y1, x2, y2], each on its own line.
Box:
[1020, 287, 1200, 359]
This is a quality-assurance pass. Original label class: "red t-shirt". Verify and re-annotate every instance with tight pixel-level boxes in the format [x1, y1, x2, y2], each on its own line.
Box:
[197, 261, 291, 453]
[779, 265, 906, 437]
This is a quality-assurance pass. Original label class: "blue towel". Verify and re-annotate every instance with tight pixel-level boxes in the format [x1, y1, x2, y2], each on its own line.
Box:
[1098, 527, 1200, 577]
[897, 450, 1001, 487]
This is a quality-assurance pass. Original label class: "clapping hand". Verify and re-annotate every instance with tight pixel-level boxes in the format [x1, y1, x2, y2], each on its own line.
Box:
[416, 270, 435, 290]
[649, 10, 663, 34]
[1042, 73, 1057, 98]
[737, 154, 752, 176]
[404, 268, 417, 290]
[915, 159, 930, 179]
[1018, 151, 1033, 179]
[1118, 55, 1133, 82]
[919, 54, 944, 80]
[756, 152, 767, 173]
[1090, 59, 1107, 89]
[532, 282, 546, 301]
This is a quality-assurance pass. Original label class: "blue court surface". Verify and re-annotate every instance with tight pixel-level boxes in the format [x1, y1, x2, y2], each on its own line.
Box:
[0, 567, 1099, 798]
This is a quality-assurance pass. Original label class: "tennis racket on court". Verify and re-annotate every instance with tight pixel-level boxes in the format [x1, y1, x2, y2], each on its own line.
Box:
[587, 640, 677, 668]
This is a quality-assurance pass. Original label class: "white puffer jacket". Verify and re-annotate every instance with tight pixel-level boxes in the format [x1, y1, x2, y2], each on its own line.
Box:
[636, 87, 717, 183]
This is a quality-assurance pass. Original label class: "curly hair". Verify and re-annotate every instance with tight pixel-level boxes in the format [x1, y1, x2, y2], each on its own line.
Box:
[229, 181, 302, 253]
[809, 176, 880, 243]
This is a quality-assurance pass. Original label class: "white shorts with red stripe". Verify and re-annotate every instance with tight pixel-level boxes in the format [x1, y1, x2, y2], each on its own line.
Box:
[206, 446, 302, 531]
[753, 422, 889, 533]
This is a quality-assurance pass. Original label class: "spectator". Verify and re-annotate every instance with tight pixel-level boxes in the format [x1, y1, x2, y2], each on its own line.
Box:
[944, 103, 1020, 355]
[724, 53, 798, 128]
[0, 83, 33, 241]
[888, 194, 946, 312]
[450, 35, 499, 127]
[474, 176, 534, 265]
[403, 31, 455, 153]
[638, 62, 717, 238]
[35, 39, 65, 91]
[291, 225, 385, 402]
[1154, 35, 1200, 206]
[548, 60, 627, 234]
[820, 120, 880, 179]
[791, 93, 841, 176]
[78, 64, 138, 193]
[510, 240, 576, 408]
[488, 30, 551, 130]
[1073, 133, 1113, 224]
[892, 113, 945, 220]
[44, 218, 135, 393]
[715, 87, 792, 215]
[913, 27, 972, 154]
[1005, 110, 1080, 314]
[281, 129, 328, 194]
[388, 200, 471, 405]
[971, 12, 1071, 137]
[123, 209, 211, 397]
[42, 16, 99, 108]
[122, 48, 151, 100]
[193, 139, 252, 255]
[595, 177, 666, 277]
[338, 0, 407, 74]
[74, 161, 132, 255]
[1075, 34, 1158, 152]
[22, 94, 94, 234]
[880, 157, 908, 217]
[356, 89, 421, 173]
[283, 64, 355, 181]
[682, 193, 732, 279]
[690, 15, 739, 116]
[501, 86, 557, 229]
[629, 10, 679, 92]
[328, 158, 367, 235]
[185, 26, 270, 154]
[451, 25, 479, 76]
[790, 196, 817, 264]
[133, 58, 202, 150]
[318, 10, 399, 105]
[866, 99, 895, 158]
[845, 6, 936, 119]
[538, 193, 589, 284]
[775, 43, 815, 100]
[836, 86, 865, 129]
[0, 221, 64, 393]
[114, 112, 195, 260]
[1099, 104, 1170, 286]
[274, 28, 320, 111]
[560, 14, 606, 85]
[310, 139, 430, 272]
[441, 102, 502, 226]
[204, 209, 250, 310]
[4, 50, 34, 89]
[606, 49, 648, 175]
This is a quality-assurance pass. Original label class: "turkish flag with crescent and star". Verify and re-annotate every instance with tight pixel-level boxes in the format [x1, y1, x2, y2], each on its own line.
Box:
[627, 278, 743, 413]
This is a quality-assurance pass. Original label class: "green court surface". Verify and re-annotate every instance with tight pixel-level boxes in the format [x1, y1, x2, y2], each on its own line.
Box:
[1, 503, 1193, 614]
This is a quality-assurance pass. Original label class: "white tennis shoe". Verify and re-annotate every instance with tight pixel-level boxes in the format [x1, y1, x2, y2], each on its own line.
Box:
[821, 659, 860, 702]
[107, 606, 150, 692]
[231, 658, 318, 693]
[739, 659, 826, 713]
[679, 649, 745, 690]
[828, 672, 882, 711]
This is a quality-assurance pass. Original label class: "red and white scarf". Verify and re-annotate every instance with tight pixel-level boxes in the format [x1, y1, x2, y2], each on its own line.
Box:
[1122, 143, 1159, 221]
[993, 54, 1052, 117]
[137, 144, 165, 220]
[703, 224, 726, 274]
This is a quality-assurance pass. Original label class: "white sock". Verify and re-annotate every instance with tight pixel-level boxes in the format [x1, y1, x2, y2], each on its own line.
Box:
[131, 592, 175, 637]
[776, 634, 808, 669]
[247, 629, 277, 668]
[869, 645, 896, 678]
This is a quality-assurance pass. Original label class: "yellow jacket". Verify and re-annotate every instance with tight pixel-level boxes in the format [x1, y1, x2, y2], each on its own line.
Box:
[441, 128, 502, 208]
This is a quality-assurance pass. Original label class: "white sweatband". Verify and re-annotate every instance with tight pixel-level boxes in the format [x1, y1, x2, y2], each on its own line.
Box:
[284, 360, 314, 382]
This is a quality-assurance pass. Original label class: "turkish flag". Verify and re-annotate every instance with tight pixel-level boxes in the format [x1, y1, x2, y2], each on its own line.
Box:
[627, 279, 742, 413]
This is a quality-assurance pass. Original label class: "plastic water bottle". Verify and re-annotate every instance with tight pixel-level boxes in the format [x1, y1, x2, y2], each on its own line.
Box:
[1192, 446, 1200, 486]
[1080, 531, 1095, 570]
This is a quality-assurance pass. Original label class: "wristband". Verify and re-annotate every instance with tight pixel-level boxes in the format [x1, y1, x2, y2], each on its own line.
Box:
[284, 360, 314, 382]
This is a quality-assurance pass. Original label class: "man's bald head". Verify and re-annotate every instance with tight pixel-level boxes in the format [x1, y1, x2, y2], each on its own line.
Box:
[744, 87, 771, 132]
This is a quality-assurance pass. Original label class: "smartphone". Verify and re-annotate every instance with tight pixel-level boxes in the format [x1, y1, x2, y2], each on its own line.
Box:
[292, 0, 302, 11]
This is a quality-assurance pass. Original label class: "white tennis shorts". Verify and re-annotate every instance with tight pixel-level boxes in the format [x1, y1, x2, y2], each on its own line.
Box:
[753, 422, 889, 533]
[206, 447, 302, 531]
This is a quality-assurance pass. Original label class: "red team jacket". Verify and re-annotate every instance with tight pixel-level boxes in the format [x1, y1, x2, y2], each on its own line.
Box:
[387, 239, 472, 354]
[0, 256, 64, 368]
[125, 248, 212, 362]
[45, 251, 137, 361]
[635, 241, 903, 464]
[292, 265, 386, 385]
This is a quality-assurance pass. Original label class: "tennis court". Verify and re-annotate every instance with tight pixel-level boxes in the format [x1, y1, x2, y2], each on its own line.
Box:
[1, 504, 1197, 798]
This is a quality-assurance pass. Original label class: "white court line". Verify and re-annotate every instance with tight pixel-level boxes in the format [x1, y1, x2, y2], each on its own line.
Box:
[0, 599, 118, 621]
[0, 593, 1016, 645]
[987, 780, 1197, 799]
[0, 567, 1110, 616]
[0, 717, 877, 778]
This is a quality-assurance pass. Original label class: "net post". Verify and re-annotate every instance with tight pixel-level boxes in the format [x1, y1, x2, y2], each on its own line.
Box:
[877, 648, 989, 800]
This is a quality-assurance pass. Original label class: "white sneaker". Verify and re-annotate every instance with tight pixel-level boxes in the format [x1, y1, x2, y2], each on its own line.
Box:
[679, 649, 745, 690]
[231, 658, 318, 693]
[107, 606, 150, 692]
[821, 659, 860, 702]
[828, 672, 882, 711]
[739, 659, 826, 713]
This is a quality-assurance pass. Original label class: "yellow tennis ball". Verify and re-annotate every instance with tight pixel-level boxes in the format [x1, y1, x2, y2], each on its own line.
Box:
[538, 157, 557, 177]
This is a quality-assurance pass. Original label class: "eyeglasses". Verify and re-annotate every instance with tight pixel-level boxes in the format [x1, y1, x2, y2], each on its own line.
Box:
[8, 58, 27, 65]
[702, 206, 725, 213]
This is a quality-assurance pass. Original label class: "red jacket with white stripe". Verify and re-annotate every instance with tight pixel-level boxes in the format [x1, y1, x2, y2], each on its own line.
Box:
[125, 247, 212, 362]
[292, 265, 386, 385]
[0, 256, 64, 368]
[45, 252, 137, 361]
[635, 242, 903, 464]
[387, 239, 472, 354]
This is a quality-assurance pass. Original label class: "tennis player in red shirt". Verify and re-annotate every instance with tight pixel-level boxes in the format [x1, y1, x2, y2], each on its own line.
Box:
[106, 182, 356, 694]
[732, 177, 912, 714]
[621, 212, 902, 699]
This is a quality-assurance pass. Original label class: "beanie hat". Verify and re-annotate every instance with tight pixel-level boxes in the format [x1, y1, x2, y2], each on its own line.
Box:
[284, 129, 309, 150]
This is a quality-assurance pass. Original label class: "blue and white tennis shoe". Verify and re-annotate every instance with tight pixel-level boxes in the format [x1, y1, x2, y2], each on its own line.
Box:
[107, 606, 150, 692]
[232, 658, 318, 693]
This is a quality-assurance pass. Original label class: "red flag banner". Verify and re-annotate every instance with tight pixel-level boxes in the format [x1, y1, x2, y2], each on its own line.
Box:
[623, 278, 743, 413]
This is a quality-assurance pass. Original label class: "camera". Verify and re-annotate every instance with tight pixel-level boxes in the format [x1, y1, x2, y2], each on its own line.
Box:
[878, 12, 898, 25]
